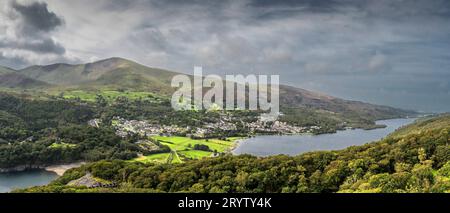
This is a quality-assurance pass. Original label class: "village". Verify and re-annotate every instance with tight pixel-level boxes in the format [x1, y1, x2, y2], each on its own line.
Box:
[95, 115, 323, 139]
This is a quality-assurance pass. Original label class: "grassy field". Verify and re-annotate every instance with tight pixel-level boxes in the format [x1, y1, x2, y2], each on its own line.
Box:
[132, 136, 243, 164]
[153, 136, 237, 152]
[170, 151, 183, 164]
[48, 142, 78, 149]
[178, 150, 213, 159]
[131, 153, 171, 164]
[58, 90, 166, 103]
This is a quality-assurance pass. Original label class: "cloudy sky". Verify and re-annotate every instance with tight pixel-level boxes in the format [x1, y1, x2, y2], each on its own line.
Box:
[1, 0, 449, 112]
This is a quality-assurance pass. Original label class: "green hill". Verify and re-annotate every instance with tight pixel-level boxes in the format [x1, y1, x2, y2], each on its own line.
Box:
[0, 66, 14, 75]
[388, 114, 450, 139]
[0, 66, 50, 89]
[17, 57, 178, 94]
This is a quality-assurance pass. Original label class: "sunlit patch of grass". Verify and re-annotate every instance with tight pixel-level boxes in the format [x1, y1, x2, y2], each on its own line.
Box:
[59, 90, 166, 103]
[152, 136, 238, 153]
[130, 153, 171, 164]
[130, 136, 243, 164]
[48, 142, 77, 149]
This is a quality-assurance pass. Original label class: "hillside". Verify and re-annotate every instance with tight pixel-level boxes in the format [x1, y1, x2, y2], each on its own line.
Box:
[0, 57, 416, 130]
[0, 66, 14, 75]
[388, 114, 450, 139]
[0, 66, 50, 89]
[280, 85, 412, 119]
[16, 113, 450, 193]
[278, 85, 414, 130]
[17, 58, 178, 93]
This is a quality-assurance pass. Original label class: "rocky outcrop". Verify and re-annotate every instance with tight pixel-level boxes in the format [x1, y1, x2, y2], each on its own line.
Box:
[67, 173, 116, 188]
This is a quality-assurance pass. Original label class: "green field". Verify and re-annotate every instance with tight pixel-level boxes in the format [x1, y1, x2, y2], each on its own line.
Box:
[178, 150, 213, 159]
[132, 136, 243, 164]
[131, 153, 171, 164]
[169, 151, 183, 164]
[59, 90, 166, 103]
[48, 142, 78, 149]
[154, 136, 236, 152]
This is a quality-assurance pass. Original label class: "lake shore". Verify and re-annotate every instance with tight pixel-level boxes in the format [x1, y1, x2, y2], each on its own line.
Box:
[229, 138, 247, 153]
[45, 162, 85, 176]
[1, 162, 86, 175]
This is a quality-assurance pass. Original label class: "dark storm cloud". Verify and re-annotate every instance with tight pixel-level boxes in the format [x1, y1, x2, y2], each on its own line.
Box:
[0, 0, 68, 68]
[102, 0, 231, 12]
[11, 0, 63, 33]
[101, 0, 138, 11]
[249, 0, 341, 13]
[0, 38, 65, 54]
[356, 0, 450, 18]
[0, 0, 449, 111]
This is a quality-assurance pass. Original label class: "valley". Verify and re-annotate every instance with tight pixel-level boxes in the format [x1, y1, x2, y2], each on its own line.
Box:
[0, 57, 422, 192]
[14, 113, 450, 193]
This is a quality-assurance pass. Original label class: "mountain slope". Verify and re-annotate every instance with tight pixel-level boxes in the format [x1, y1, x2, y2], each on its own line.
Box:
[2, 57, 415, 125]
[0, 66, 50, 89]
[279, 85, 414, 121]
[18, 57, 178, 93]
[0, 66, 14, 75]
[388, 113, 450, 139]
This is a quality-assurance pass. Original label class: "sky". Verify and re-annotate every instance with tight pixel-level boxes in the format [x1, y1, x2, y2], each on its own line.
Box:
[0, 0, 449, 112]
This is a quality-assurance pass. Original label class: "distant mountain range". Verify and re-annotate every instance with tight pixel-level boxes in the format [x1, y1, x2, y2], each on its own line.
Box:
[7, 58, 178, 94]
[0, 57, 416, 125]
[0, 65, 49, 88]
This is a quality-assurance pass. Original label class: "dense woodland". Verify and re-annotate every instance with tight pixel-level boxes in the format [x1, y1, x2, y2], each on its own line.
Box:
[17, 114, 450, 193]
[0, 93, 150, 168]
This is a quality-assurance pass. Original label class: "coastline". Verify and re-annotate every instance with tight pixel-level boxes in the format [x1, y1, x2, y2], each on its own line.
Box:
[45, 162, 86, 176]
[229, 138, 247, 154]
[0, 162, 85, 176]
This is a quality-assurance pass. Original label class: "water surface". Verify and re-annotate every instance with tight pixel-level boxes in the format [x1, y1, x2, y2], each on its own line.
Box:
[233, 118, 416, 156]
[0, 170, 58, 193]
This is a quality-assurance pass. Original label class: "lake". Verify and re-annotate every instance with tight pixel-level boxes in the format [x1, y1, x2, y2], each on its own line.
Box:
[233, 118, 416, 156]
[0, 170, 58, 193]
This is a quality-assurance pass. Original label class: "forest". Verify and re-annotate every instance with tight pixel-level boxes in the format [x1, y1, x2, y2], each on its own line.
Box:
[0, 93, 150, 168]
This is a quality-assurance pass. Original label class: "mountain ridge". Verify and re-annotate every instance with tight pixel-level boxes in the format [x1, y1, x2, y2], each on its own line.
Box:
[0, 57, 417, 124]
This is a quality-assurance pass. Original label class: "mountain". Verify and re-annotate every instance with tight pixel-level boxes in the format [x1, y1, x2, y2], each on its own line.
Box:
[0, 66, 14, 75]
[17, 57, 178, 93]
[0, 66, 49, 89]
[0, 57, 416, 126]
[279, 85, 414, 122]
